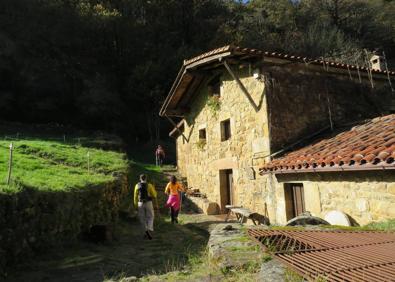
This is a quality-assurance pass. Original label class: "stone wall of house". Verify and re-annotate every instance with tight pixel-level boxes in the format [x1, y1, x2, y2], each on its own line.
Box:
[175, 66, 276, 218]
[174, 64, 395, 224]
[265, 67, 394, 152]
[274, 171, 395, 225]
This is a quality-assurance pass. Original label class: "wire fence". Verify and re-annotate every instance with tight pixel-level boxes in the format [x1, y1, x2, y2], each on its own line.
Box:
[0, 133, 125, 186]
[3, 133, 96, 145]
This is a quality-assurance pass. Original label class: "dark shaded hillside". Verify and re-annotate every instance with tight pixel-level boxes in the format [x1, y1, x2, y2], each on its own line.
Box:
[0, 0, 394, 142]
[0, 0, 230, 141]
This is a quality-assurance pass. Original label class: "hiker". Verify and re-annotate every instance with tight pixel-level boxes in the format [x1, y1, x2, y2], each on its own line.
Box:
[164, 175, 184, 224]
[134, 174, 158, 239]
[155, 145, 165, 166]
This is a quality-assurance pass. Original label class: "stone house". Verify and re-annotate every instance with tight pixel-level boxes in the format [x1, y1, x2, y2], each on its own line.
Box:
[159, 45, 395, 225]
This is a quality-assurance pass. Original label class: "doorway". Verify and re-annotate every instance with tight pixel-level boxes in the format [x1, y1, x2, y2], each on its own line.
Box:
[219, 169, 233, 213]
[284, 183, 305, 220]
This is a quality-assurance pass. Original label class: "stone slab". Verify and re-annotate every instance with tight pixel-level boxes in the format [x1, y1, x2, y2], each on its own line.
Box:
[208, 223, 262, 270]
[187, 196, 220, 215]
[324, 210, 351, 226]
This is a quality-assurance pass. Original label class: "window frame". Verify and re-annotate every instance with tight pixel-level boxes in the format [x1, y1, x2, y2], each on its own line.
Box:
[198, 128, 207, 141]
[220, 119, 231, 141]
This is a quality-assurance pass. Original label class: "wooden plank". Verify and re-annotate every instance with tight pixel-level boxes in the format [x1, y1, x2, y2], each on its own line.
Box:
[185, 52, 232, 69]
[165, 115, 188, 142]
[292, 185, 305, 216]
[223, 60, 259, 111]
[177, 74, 204, 108]
[231, 208, 253, 217]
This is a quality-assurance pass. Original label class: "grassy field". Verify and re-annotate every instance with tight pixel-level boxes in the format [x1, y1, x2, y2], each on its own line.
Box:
[0, 140, 128, 193]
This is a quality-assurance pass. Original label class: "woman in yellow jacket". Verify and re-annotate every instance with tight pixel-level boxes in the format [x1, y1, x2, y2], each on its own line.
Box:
[164, 175, 184, 223]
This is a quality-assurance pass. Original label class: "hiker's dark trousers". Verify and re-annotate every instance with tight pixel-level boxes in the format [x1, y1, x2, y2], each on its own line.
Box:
[156, 156, 163, 166]
[170, 207, 179, 223]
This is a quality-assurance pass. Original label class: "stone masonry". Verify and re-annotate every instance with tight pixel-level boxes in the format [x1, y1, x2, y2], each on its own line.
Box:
[176, 66, 274, 218]
[174, 61, 394, 225]
[274, 171, 395, 225]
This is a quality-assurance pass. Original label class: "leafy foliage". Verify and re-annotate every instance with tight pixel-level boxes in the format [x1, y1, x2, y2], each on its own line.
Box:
[0, 0, 394, 141]
[207, 95, 221, 114]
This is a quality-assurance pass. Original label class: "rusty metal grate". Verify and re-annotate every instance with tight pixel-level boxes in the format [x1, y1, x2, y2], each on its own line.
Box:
[248, 229, 395, 282]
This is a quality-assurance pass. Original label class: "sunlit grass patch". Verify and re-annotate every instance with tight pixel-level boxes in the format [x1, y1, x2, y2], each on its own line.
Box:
[0, 140, 128, 193]
[364, 218, 395, 231]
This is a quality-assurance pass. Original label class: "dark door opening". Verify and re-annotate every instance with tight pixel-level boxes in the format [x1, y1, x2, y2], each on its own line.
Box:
[219, 169, 233, 213]
[284, 183, 305, 220]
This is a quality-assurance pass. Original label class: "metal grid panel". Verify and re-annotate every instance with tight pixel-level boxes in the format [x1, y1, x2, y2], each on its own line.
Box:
[248, 229, 395, 282]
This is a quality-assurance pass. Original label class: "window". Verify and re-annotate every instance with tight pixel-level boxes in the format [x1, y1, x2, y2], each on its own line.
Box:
[208, 75, 221, 97]
[199, 128, 206, 140]
[220, 119, 231, 141]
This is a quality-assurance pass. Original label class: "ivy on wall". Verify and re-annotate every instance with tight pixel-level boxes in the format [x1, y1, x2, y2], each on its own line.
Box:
[207, 95, 221, 115]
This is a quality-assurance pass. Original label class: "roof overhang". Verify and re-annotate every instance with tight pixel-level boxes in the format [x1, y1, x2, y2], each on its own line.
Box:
[260, 163, 395, 175]
[159, 46, 263, 117]
[259, 114, 395, 175]
[160, 45, 395, 117]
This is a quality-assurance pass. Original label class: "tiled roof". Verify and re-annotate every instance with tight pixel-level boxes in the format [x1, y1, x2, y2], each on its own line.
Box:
[184, 45, 395, 76]
[160, 45, 395, 117]
[260, 114, 395, 174]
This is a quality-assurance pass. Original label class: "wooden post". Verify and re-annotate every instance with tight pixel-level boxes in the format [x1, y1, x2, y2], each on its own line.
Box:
[87, 151, 90, 174]
[7, 143, 13, 185]
[179, 191, 183, 213]
[223, 60, 259, 111]
[383, 51, 394, 92]
[63, 134, 66, 143]
[165, 115, 188, 142]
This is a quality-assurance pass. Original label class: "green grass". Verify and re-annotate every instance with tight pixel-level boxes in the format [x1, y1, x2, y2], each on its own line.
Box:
[0, 140, 128, 193]
[364, 219, 395, 231]
[303, 219, 395, 232]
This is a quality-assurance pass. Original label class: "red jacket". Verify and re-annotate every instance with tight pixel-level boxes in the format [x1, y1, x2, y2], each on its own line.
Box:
[156, 148, 165, 158]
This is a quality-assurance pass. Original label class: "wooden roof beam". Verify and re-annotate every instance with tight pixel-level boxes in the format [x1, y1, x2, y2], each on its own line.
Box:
[223, 59, 259, 112]
[165, 115, 187, 142]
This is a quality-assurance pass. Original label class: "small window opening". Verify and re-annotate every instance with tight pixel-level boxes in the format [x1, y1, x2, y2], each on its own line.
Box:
[208, 75, 221, 97]
[199, 128, 206, 140]
[372, 59, 378, 64]
[220, 119, 231, 141]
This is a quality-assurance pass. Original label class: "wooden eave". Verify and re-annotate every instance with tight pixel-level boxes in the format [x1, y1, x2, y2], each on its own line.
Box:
[160, 45, 395, 117]
[159, 48, 261, 117]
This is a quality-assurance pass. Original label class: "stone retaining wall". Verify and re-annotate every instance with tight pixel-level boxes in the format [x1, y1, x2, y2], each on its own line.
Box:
[186, 196, 220, 215]
[0, 173, 129, 275]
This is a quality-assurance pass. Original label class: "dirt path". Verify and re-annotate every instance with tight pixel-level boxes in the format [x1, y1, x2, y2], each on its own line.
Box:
[6, 166, 224, 282]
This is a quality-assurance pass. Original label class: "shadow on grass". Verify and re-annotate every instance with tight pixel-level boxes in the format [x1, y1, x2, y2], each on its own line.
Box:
[6, 157, 214, 281]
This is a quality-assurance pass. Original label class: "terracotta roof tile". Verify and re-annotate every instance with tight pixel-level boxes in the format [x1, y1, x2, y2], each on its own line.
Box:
[260, 114, 395, 174]
[160, 45, 395, 116]
[184, 45, 395, 76]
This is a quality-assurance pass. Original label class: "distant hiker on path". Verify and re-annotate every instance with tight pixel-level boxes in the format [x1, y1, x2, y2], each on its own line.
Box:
[164, 175, 184, 224]
[155, 145, 165, 166]
[134, 174, 158, 240]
